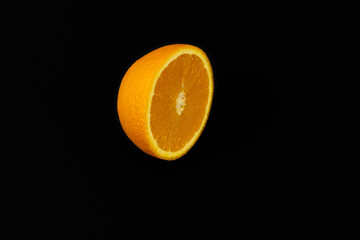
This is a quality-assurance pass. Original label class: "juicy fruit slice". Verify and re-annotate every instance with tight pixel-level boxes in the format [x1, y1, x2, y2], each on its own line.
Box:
[150, 53, 210, 152]
[117, 44, 213, 160]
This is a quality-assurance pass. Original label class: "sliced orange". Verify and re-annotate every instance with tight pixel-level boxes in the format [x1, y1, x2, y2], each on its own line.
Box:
[117, 44, 213, 160]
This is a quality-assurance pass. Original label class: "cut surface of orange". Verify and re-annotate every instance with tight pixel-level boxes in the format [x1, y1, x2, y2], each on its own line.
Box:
[117, 44, 213, 160]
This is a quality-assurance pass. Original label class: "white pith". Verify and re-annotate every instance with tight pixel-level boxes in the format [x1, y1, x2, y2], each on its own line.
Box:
[176, 91, 186, 115]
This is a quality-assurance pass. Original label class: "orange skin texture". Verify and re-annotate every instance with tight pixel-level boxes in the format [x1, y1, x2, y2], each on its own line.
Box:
[117, 44, 213, 160]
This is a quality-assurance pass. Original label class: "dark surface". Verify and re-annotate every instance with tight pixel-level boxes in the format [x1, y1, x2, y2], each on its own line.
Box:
[1, 1, 359, 239]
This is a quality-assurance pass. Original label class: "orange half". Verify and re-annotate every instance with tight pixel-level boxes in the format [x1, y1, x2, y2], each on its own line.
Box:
[117, 44, 213, 160]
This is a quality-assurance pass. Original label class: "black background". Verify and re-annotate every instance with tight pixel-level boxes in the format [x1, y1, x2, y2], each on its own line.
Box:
[1, 1, 359, 239]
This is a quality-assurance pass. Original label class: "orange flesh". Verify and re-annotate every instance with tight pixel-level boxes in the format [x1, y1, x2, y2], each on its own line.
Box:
[150, 54, 209, 152]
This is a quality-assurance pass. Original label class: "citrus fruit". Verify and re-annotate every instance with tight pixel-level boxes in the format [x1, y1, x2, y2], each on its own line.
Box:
[117, 44, 213, 160]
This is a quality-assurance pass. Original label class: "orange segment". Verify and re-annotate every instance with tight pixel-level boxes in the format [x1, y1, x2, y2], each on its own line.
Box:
[150, 54, 210, 152]
[117, 44, 213, 160]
